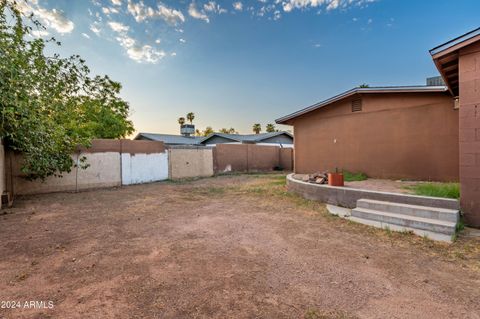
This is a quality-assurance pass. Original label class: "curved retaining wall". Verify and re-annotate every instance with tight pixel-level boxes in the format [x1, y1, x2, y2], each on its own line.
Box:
[286, 174, 459, 210]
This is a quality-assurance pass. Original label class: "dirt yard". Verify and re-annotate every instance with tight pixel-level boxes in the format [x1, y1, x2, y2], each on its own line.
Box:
[0, 174, 479, 319]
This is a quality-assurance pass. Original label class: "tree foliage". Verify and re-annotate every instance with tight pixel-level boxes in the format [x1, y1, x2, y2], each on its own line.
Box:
[252, 123, 261, 134]
[265, 123, 276, 133]
[219, 127, 237, 134]
[201, 126, 214, 137]
[186, 112, 195, 124]
[0, 1, 134, 179]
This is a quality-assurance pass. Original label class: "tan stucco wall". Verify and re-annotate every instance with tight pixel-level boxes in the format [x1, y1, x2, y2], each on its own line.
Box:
[168, 148, 214, 179]
[5, 152, 121, 195]
[291, 92, 459, 181]
[459, 41, 480, 226]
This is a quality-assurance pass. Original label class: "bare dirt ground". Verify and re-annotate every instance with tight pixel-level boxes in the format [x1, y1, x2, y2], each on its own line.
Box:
[0, 174, 479, 319]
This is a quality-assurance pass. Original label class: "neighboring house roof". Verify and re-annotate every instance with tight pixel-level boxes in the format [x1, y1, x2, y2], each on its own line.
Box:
[200, 131, 293, 144]
[135, 133, 203, 145]
[275, 85, 448, 124]
[135, 131, 293, 145]
[430, 27, 480, 96]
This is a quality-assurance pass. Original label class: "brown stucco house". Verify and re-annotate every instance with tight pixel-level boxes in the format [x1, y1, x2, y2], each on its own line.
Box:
[277, 27, 480, 226]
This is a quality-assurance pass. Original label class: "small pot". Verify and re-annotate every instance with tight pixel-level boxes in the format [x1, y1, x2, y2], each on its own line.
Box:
[328, 172, 344, 187]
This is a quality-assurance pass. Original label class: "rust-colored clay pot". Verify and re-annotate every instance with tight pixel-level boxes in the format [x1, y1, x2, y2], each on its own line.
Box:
[328, 173, 344, 187]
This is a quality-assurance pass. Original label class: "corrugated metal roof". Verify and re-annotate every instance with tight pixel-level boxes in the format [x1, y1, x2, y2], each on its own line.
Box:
[275, 85, 448, 124]
[134, 131, 293, 145]
[430, 27, 480, 56]
[135, 133, 204, 145]
[200, 131, 293, 143]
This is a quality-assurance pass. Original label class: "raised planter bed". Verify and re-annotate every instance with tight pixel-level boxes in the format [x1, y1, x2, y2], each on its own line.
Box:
[286, 173, 459, 210]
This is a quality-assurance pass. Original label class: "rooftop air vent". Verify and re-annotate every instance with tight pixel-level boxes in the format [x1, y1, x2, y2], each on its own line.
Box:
[352, 98, 362, 112]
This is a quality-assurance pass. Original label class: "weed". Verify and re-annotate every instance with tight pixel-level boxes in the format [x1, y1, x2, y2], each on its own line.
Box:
[405, 182, 460, 199]
[343, 171, 368, 182]
[384, 225, 392, 236]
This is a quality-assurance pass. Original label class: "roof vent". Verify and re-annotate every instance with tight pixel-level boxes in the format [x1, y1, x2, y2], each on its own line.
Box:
[351, 98, 362, 112]
[426, 76, 445, 86]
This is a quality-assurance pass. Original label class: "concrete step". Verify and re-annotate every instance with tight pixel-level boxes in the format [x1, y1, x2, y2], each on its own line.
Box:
[348, 216, 454, 243]
[357, 199, 459, 223]
[351, 207, 457, 235]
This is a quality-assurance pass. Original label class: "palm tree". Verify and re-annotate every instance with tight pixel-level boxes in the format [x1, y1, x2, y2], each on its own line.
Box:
[203, 126, 214, 136]
[219, 127, 237, 134]
[359, 83, 370, 88]
[265, 123, 276, 133]
[186, 112, 195, 124]
[178, 117, 185, 126]
[252, 123, 261, 134]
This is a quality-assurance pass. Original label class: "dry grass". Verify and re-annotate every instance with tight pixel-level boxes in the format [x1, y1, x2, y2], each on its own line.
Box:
[190, 173, 480, 272]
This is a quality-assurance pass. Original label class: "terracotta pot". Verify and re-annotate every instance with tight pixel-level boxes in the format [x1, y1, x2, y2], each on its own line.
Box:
[328, 173, 344, 187]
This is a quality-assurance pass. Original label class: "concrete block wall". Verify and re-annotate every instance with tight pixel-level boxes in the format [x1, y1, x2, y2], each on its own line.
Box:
[4, 139, 168, 196]
[168, 147, 214, 179]
[286, 174, 459, 210]
[5, 151, 121, 195]
[459, 41, 480, 226]
[214, 144, 294, 173]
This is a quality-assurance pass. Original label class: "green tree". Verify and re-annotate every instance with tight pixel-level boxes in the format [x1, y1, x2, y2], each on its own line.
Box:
[359, 83, 370, 88]
[219, 127, 237, 134]
[0, 2, 134, 179]
[178, 117, 185, 126]
[252, 123, 262, 134]
[265, 123, 276, 133]
[202, 126, 214, 136]
[186, 112, 195, 124]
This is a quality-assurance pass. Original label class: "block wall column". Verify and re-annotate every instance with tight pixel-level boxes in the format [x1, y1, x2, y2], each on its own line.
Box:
[459, 42, 480, 227]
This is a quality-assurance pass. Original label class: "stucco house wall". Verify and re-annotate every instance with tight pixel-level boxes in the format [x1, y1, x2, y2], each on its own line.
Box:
[291, 92, 459, 181]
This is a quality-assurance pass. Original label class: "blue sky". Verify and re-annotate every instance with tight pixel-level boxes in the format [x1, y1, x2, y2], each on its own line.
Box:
[19, 0, 480, 135]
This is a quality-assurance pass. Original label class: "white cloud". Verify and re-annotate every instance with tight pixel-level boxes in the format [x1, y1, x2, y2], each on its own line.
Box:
[114, 32, 166, 63]
[179, 38, 186, 43]
[188, 2, 210, 23]
[204, 1, 227, 14]
[108, 21, 129, 33]
[82, 32, 91, 39]
[171, 52, 177, 56]
[233, 2, 243, 11]
[14, 0, 74, 34]
[282, 0, 375, 13]
[90, 23, 101, 35]
[126, 44, 166, 63]
[102, 7, 119, 15]
[127, 0, 185, 25]
[157, 3, 186, 24]
[155, 39, 161, 44]
[273, 10, 281, 20]
[31, 29, 49, 37]
[107, 18, 165, 63]
[111, 0, 122, 5]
